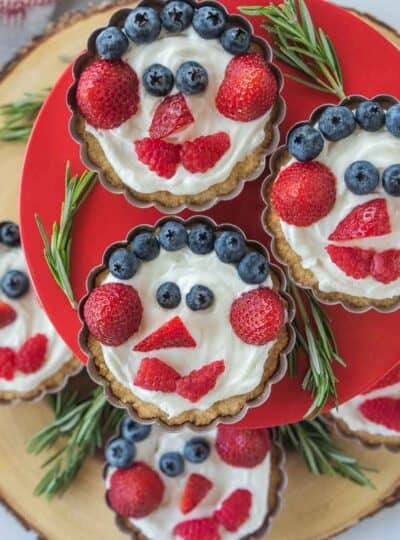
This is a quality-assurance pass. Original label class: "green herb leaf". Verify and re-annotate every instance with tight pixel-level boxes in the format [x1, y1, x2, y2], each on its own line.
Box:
[0, 90, 48, 142]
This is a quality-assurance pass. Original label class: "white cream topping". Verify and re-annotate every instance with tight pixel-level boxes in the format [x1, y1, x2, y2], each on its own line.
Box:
[105, 426, 272, 539]
[279, 125, 400, 300]
[101, 247, 278, 418]
[0, 245, 72, 393]
[86, 27, 271, 196]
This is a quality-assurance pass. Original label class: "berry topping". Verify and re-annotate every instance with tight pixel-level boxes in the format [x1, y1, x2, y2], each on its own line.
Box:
[184, 437, 210, 463]
[216, 54, 277, 122]
[328, 199, 391, 241]
[186, 285, 214, 311]
[159, 451, 185, 477]
[16, 334, 48, 374]
[386, 103, 400, 137]
[216, 427, 270, 468]
[230, 287, 285, 345]
[134, 357, 181, 392]
[149, 93, 194, 139]
[0, 302, 16, 329]
[220, 27, 250, 55]
[192, 6, 226, 39]
[288, 124, 324, 162]
[0, 348, 16, 380]
[108, 463, 164, 518]
[131, 232, 160, 261]
[176, 61, 208, 95]
[326, 246, 374, 279]
[214, 489, 252, 532]
[180, 473, 213, 514]
[318, 105, 356, 141]
[370, 249, 400, 284]
[176, 360, 225, 402]
[188, 223, 214, 255]
[124, 6, 161, 43]
[135, 138, 181, 179]
[133, 316, 196, 352]
[383, 164, 400, 196]
[271, 161, 336, 226]
[344, 160, 379, 195]
[161, 1, 193, 32]
[355, 100, 385, 132]
[143, 64, 174, 97]
[120, 416, 151, 443]
[181, 132, 230, 173]
[359, 398, 400, 432]
[238, 251, 269, 284]
[0, 222, 20, 247]
[0, 270, 29, 299]
[159, 221, 187, 251]
[105, 437, 136, 469]
[156, 282, 181, 309]
[84, 283, 143, 346]
[174, 517, 220, 540]
[108, 248, 139, 280]
[369, 363, 400, 392]
[95, 26, 129, 60]
[77, 60, 139, 129]
[215, 230, 246, 263]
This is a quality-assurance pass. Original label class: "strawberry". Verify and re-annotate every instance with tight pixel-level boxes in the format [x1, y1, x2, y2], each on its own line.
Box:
[84, 283, 143, 346]
[0, 347, 16, 380]
[108, 463, 164, 518]
[77, 60, 139, 129]
[173, 517, 220, 540]
[214, 489, 252, 532]
[176, 360, 225, 402]
[133, 316, 196, 352]
[16, 334, 47, 374]
[229, 287, 285, 345]
[359, 398, 400, 432]
[328, 199, 391, 241]
[0, 302, 16, 329]
[133, 357, 181, 392]
[216, 427, 270, 468]
[371, 250, 400, 284]
[216, 53, 277, 122]
[180, 132, 230, 173]
[367, 363, 400, 393]
[149, 93, 194, 139]
[326, 245, 375, 279]
[180, 473, 213, 514]
[271, 162, 336, 226]
[135, 137, 181, 179]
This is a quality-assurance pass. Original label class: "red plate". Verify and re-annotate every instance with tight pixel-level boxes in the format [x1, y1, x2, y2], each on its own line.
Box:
[20, 0, 400, 427]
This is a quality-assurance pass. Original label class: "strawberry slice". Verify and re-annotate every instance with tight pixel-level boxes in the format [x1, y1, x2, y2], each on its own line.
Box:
[359, 397, 400, 432]
[214, 489, 252, 532]
[149, 94, 194, 139]
[133, 357, 181, 392]
[367, 363, 400, 393]
[180, 473, 213, 514]
[0, 302, 16, 329]
[133, 316, 196, 352]
[326, 245, 375, 279]
[371, 249, 400, 284]
[173, 517, 220, 540]
[176, 360, 225, 402]
[328, 199, 391, 241]
[134, 138, 181, 179]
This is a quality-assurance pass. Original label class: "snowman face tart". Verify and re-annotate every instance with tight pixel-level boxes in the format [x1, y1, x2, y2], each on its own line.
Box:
[80, 218, 292, 428]
[264, 96, 400, 311]
[104, 419, 285, 540]
[70, 0, 282, 210]
[0, 222, 79, 401]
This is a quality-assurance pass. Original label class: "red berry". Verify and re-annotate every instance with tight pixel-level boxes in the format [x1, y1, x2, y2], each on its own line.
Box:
[84, 283, 143, 346]
[0, 348, 16, 380]
[77, 60, 139, 129]
[271, 162, 336, 226]
[326, 245, 375, 279]
[216, 427, 270, 468]
[173, 517, 220, 540]
[176, 360, 225, 402]
[371, 250, 400, 284]
[229, 287, 284, 345]
[359, 398, 400, 432]
[367, 363, 400, 393]
[216, 54, 277, 122]
[16, 334, 47, 374]
[329, 199, 391, 241]
[0, 302, 16, 329]
[214, 489, 252, 532]
[133, 316, 196, 352]
[135, 137, 181, 179]
[180, 473, 213, 514]
[108, 463, 164, 518]
[180, 132, 230, 173]
[133, 357, 181, 392]
[149, 93, 194, 139]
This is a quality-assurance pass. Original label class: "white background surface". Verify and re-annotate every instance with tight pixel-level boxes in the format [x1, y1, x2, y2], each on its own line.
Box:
[0, 0, 399, 538]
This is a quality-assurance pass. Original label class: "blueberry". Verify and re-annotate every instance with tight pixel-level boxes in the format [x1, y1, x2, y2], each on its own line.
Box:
[184, 437, 210, 463]
[105, 437, 136, 469]
[159, 221, 187, 251]
[95, 26, 129, 60]
[192, 6, 226, 39]
[176, 61, 208, 95]
[186, 285, 214, 310]
[1, 270, 29, 299]
[120, 416, 152, 442]
[108, 248, 139, 279]
[220, 27, 250, 55]
[288, 124, 324, 162]
[355, 101, 385, 132]
[188, 223, 214, 254]
[161, 1, 193, 32]
[157, 282, 181, 309]
[215, 230, 246, 263]
[143, 64, 174, 97]
[344, 160, 379, 195]
[124, 6, 161, 43]
[0, 222, 20, 247]
[131, 232, 160, 261]
[383, 164, 400, 196]
[159, 452, 184, 477]
[238, 252, 269, 284]
[318, 106, 356, 141]
[386, 104, 400, 137]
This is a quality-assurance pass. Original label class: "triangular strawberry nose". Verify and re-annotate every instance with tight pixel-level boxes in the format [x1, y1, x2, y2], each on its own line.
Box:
[180, 473, 213, 514]
[0, 301, 17, 329]
[133, 316, 196, 352]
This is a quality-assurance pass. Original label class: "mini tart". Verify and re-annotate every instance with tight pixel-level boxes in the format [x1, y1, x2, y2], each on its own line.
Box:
[79, 217, 294, 428]
[69, 0, 284, 211]
[263, 95, 400, 312]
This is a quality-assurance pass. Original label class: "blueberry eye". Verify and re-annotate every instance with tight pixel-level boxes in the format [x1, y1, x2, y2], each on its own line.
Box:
[184, 437, 210, 463]
[120, 416, 152, 442]
[1, 270, 29, 299]
[176, 61, 208, 95]
[383, 164, 400, 197]
[105, 437, 136, 469]
[344, 160, 379, 195]
[143, 64, 174, 97]
[186, 285, 214, 311]
[0, 222, 20, 247]
[157, 282, 181, 309]
[159, 451, 184, 477]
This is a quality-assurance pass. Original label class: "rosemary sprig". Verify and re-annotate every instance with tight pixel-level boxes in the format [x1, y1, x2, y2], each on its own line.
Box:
[278, 419, 375, 487]
[240, 0, 346, 99]
[0, 90, 48, 141]
[35, 163, 97, 309]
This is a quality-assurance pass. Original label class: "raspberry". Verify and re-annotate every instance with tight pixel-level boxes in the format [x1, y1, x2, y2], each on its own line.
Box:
[371, 250, 400, 284]
[214, 489, 252, 532]
[0, 348, 16, 380]
[0, 302, 16, 329]
[16, 334, 47, 374]
[133, 316, 196, 352]
[229, 287, 285, 345]
[329, 199, 391, 241]
[180, 473, 213, 514]
[135, 138, 181, 179]
[133, 357, 181, 392]
[216, 427, 270, 468]
[173, 517, 220, 540]
[108, 463, 164, 518]
[326, 245, 375, 279]
[176, 360, 225, 402]
[77, 60, 139, 129]
[359, 398, 400, 432]
[216, 53, 277, 122]
[149, 93, 194, 139]
[271, 162, 336, 226]
[180, 132, 230, 173]
[84, 283, 143, 346]
[367, 363, 400, 393]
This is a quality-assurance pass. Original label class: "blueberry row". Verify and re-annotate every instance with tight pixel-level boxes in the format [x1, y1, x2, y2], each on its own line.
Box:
[0, 223, 29, 300]
[0, 222, 20, 248]
[345, 161, 400, 197]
